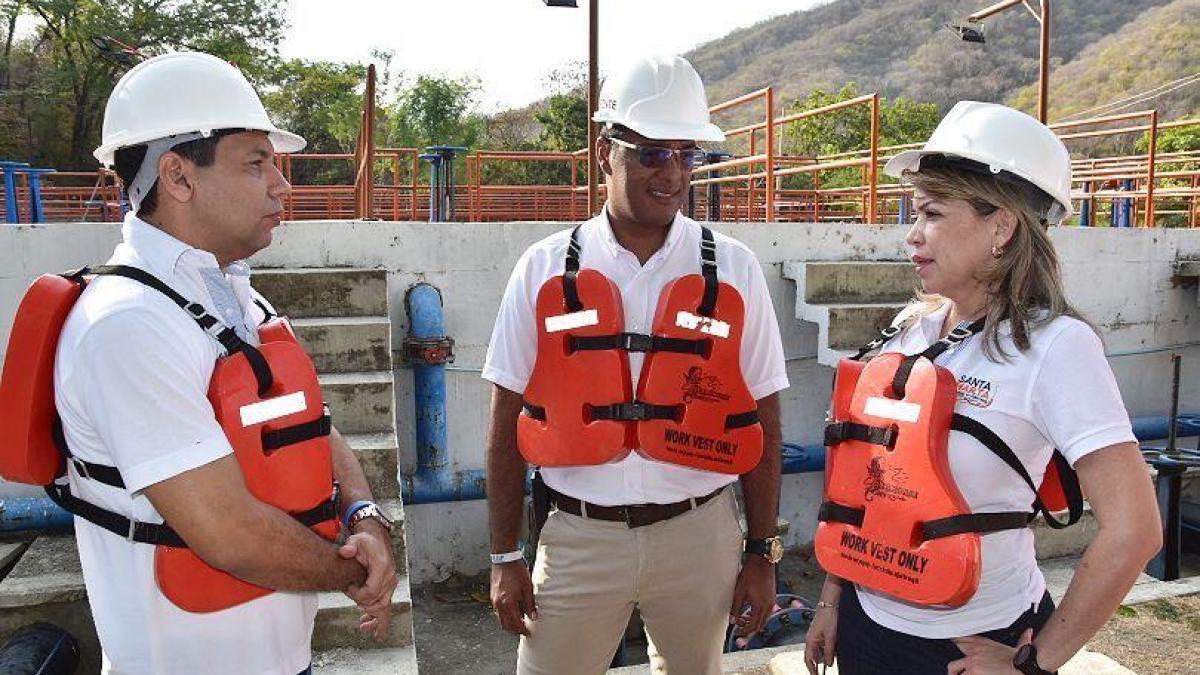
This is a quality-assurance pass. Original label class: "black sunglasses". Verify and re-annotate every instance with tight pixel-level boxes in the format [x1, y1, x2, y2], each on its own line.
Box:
[609, 137, 706, 170]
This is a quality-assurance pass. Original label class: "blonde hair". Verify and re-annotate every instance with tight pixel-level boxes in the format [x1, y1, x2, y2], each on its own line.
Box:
[903, 165, 1087, 359]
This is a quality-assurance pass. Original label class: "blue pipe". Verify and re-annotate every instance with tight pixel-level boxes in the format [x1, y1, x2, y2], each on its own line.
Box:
[401, 283, 490, 504]
[0, 496, 74, 532]
[1132, 414, 1200, 441]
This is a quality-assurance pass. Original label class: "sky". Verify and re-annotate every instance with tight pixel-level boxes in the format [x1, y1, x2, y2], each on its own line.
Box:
[281, 0, 830, 112]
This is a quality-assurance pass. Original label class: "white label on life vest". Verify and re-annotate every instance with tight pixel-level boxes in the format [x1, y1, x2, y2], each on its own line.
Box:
[545, 309, 599, 333]
[675, 311, 731, 338]
[240, 391, 307, 427]
[864, 396, 921, 424]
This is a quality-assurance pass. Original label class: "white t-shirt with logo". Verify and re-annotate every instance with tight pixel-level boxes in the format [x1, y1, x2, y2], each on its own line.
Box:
[54, 215, 315, 675]
[854, 301, 1136, 638]
[482, 210, 789, 505]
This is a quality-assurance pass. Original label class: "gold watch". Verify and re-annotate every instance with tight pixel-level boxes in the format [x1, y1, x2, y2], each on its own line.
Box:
[745, 536, 784, 564]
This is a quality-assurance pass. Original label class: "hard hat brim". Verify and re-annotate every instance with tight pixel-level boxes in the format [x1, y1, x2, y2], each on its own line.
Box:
[884, 148, 1073, 218]
[94, 124, 307, 167]
[594, 115, 726, 143]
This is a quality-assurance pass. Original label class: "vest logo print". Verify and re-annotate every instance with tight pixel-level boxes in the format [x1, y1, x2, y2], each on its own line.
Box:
[863, 457, 918, 503]
[956, 374, 994, 408]
[681, 366, 730, 404]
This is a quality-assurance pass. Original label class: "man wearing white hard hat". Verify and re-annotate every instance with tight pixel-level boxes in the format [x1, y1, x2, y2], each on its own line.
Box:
[53, 52, 397, 674]
[802, 102, 1160, 675]
[483, 55, 788, 674]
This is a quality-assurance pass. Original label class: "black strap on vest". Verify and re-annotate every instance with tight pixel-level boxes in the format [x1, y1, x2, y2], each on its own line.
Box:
[45, 482, 339, 548]
[570, 333, 709, 356]
[698, 226, 719, 317]
[53, 416, 125, 488]
[262, 405, 333, 453]
[952, 414, 1083, 529]
[891, 318, 985, 399]
[91, 265, 274, 398]
[919, 510, 1033, 540]
[562, 226, 584, 313]
[590, 401, 681, 423]
[818, 501, 865, 528]
[725, 410, 760, 430]
[824, 420, 898, 449]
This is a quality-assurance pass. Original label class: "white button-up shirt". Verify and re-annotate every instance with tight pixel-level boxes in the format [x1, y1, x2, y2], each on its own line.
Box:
[53, 214, 312, 675]
[483, 210, 789, 505]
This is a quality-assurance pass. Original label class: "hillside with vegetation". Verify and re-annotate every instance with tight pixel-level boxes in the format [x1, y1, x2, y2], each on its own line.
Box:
[687, 0, 1196, 119]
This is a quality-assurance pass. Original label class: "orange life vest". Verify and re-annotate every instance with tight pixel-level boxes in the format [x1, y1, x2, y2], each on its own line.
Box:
[517, 226, 763, 475]
[0, 265, 339, 613]
[815, 319, 1083, 606]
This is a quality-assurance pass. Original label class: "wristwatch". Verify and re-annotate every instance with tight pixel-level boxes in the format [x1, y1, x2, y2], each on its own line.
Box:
[347, 502, 394, 534]
[1013, 643, 1054, 675]
[744, 536, 785, 564]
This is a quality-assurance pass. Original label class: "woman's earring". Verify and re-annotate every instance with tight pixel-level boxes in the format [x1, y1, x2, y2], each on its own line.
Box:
[991, 245, 1003, 259]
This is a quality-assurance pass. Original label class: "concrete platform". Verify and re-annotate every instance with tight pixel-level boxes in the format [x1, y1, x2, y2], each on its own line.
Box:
[313, 645, 419, 674]
[1041, 554, 1200, 605]
[252, 268, 388, 318]
[1033, 505, 1097, 560]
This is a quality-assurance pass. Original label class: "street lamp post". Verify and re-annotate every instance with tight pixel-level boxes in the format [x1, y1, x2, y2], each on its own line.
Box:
[948, 0, 1051, 123]
[544, 0, 599, 215]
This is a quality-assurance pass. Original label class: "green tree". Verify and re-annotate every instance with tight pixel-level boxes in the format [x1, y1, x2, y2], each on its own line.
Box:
[387, 74, 484, 150]
[259, 58, 367, 185]
[2, 0, 285, 169]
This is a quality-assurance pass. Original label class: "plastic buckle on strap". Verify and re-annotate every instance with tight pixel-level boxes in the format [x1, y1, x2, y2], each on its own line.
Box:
[946, 324, 974, 342]
[620, 333, 654, 352]
[619, 402, 651, 421]
[881, 325, 901, 340]
[69, 456, 91, 481]
[126, 519, 139, 542]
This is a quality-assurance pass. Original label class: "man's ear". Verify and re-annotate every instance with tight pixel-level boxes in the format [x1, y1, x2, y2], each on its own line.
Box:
[596, 136, 613, 176]
[155, 152, 196, 205]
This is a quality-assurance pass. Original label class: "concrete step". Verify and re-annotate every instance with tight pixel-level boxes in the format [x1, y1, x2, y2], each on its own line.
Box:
[1034, 504, 1098, 561]
[253, 268, 388, 319]
[0, 534, 98, 673]
[791, 301, 906, 366]
[321, 371, 396, 436]
[347, 432, 401, 502]
[380, 498, 409, 579]
[312, 644, 419, 674]
[313, 576, 413, 651]
[294, 316, 392, 374]
[787, 261, 915, 305]
[1040, 554, 1200, 606]
[1175, 260, 1200, 307]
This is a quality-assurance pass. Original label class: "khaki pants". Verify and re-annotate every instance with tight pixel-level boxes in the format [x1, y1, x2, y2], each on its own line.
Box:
[517, 487, 744, 675]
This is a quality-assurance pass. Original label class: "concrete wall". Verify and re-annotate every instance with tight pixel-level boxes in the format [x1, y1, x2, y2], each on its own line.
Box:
[2, 221, 1198, 582]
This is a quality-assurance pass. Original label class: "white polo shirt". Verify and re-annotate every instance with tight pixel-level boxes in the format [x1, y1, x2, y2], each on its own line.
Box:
[483, 210, 789, 505]
[53, 214, 315, 675]
[855, 301, 1136, 638]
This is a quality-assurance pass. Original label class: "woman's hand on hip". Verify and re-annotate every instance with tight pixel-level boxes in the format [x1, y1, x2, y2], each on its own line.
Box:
[948, 628, 1030, 674]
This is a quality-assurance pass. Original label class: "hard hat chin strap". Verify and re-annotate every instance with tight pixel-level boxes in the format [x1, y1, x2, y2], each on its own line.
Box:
[128, 132, 206, 211]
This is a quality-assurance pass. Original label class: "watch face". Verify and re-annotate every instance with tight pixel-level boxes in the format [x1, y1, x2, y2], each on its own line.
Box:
[767, 538, 785, 563]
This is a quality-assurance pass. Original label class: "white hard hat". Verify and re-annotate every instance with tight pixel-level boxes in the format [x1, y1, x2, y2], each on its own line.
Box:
[885, 101, 1073, 224]
[94, 51, 305, 167]
[593, 55, 725, 143]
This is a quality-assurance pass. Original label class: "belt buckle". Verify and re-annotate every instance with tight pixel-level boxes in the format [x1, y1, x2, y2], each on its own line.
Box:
[623, 402, 650, 421]
[620, 505, 635, 527]
[621, 333, 653, 352]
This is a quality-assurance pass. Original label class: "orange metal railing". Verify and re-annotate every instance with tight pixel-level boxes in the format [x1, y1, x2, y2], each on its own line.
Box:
[13, 84, 1199, 227]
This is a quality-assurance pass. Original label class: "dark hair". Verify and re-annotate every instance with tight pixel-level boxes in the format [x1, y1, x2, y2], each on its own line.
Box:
[112, 128, 244, 217]
[599, 123, 629, 141]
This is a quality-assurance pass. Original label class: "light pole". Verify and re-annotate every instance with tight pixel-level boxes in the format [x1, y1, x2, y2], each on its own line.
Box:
[946, 0, 1051, 122]
[542, 0, 599, 215]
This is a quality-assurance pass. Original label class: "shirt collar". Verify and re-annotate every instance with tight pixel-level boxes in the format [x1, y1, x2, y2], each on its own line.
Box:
[593, 205, 688, 261]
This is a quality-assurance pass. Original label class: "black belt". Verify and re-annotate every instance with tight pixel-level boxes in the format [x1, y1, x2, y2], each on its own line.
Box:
[547, 485, 726, 528]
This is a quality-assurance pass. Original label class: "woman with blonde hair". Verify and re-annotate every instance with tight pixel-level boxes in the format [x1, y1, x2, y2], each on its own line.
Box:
[804, 102, 1161, 675]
